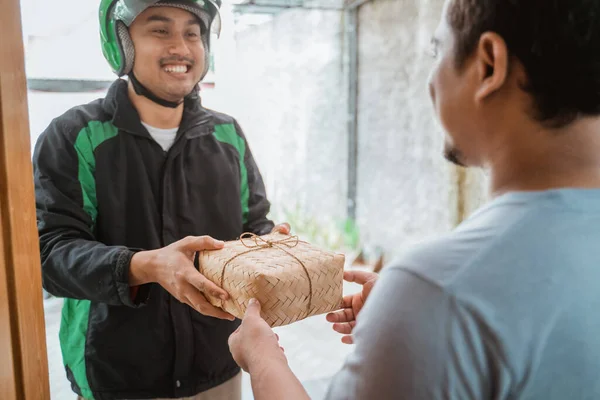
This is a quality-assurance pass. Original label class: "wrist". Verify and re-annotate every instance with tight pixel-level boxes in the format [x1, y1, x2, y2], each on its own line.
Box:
[129, 250, 158, 286]
[248, 346, 288, 375]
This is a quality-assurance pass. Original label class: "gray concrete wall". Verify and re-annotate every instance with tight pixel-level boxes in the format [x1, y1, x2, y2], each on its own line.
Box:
[229, 10, 349, 230]
[356, 0, 449, 256]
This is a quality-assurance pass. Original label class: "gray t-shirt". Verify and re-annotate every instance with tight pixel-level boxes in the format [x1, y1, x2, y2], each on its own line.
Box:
[327, 189, 600, 399]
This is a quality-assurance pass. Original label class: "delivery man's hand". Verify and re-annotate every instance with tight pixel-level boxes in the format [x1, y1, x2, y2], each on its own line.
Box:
[271, 222, 291, 235]
[129, 236, 235, 320]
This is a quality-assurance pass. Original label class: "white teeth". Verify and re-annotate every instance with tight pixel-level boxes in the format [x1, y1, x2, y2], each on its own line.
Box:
[164, 65, 187, 73]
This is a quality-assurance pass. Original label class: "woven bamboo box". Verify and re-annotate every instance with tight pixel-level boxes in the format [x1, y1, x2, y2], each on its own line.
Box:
[198, 233, 345, 327]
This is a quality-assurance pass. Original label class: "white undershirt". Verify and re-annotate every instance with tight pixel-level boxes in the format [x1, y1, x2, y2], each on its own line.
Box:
[141, 121, 179, 152]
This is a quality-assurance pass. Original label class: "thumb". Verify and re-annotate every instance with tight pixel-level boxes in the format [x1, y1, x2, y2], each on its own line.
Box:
[181, 235, 225, 252]
[245, 298, 262, 317]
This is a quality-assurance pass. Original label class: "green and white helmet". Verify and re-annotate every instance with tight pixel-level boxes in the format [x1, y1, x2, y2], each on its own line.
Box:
[99, 0, 222, 78]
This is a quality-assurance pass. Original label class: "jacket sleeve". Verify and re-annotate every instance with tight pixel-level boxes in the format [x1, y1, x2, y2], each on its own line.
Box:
[235, 121, 275, 235]
[33, 118, 147, 307]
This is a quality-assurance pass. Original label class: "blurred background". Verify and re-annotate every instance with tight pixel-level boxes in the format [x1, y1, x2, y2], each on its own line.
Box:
[19, 0, 489, 398]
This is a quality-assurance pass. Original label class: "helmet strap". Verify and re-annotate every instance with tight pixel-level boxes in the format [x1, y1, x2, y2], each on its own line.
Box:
[128, 71, 183, 109]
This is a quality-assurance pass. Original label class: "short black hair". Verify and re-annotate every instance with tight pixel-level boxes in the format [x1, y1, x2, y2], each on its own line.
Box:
[448, 0, 600, 127]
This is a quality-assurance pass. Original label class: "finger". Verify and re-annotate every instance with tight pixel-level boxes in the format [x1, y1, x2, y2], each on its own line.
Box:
[341, 335, 354, 345]
[344, 270, 378, 285]
[326, 307, 355, 323]
[272, 223, 291, 235]
[245, 298, 262, 318]
[341, 294, 354, 309]
[332, 321, 356, 335]
[363, 277, 377, 300]
[329, 294, 354, 312]
[280, 346, 285, 352]
[187, 270, 229, 300]
[186, 292, 236, 321]
[194, 299, 236, 321]
[180, 235, 225, 252]
[184, 286, 234, 319]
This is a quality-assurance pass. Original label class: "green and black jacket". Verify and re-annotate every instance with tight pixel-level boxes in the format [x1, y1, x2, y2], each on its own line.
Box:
[33, 79, 274, 399]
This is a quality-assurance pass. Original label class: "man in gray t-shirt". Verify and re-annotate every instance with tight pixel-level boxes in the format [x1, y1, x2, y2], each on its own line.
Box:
[325, 189, 600, 399]
[227, 0, 600, 398]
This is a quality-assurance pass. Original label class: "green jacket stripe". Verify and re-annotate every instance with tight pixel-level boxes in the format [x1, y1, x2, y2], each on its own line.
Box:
[60, 121, 118, 399]
[213, 123, 249, 224]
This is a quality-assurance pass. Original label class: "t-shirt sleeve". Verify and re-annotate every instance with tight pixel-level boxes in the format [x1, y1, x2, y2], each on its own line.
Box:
[325, 267, 501, 400]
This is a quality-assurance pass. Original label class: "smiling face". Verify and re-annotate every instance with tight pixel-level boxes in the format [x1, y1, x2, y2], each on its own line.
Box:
[128, 6, 206, 102]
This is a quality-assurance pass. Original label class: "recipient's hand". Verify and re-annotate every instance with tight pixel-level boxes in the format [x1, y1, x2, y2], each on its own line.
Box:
[228, 298, 286, 372]
[326, 270, 379, 344]
[130, 236, 235, 320]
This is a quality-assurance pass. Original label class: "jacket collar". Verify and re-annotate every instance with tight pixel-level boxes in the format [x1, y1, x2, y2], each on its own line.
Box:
[104, 79, 212, 137]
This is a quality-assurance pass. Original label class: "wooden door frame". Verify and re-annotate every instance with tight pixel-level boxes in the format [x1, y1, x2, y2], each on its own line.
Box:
[0, 0, 51, 398]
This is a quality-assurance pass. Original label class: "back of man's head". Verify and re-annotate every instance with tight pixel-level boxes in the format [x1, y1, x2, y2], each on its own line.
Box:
[448, 0, 600, 128]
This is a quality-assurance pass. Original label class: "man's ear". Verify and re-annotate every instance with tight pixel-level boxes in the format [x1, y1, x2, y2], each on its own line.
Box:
[474, 32, 510, 103]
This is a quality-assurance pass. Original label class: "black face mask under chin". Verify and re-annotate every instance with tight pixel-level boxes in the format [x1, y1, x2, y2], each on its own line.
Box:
[128, 72, 198, 109]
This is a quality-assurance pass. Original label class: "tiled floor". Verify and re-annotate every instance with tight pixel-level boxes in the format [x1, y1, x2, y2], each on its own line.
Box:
[44, 281, 360, 399]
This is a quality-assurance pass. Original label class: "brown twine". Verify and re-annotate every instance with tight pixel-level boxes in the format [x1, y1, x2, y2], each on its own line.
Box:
[219, 232, 313, 318]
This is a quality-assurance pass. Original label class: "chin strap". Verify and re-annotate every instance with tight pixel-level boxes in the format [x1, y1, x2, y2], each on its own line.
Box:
[129, 72, 185, 109]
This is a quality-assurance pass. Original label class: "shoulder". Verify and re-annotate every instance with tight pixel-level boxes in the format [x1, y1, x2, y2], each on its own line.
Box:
[388, 195, 544, 291]
[201, 109, 250, 149]
[36, 97, 111, 146]
[203, 108, 239, 127]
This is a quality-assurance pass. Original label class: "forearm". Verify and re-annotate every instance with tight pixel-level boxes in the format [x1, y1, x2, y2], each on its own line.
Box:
[249, 355, 309, 400]
[41, 233, 143, 307]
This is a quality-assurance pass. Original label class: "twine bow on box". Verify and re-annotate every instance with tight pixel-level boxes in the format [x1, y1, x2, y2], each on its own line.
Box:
[219, 232, 314, 317]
